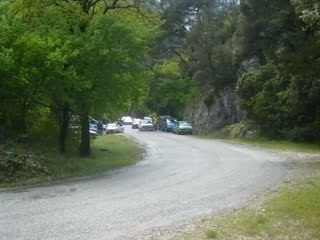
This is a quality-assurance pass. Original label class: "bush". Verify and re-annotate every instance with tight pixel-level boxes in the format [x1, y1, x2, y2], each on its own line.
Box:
[217, 121, 258, 139]
[286, 126, 316, 142]
[205, 229, 218, 238]
[0, 147, 50, 183]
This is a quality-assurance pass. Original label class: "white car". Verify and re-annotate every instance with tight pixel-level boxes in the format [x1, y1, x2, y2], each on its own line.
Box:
[132, 118, 141, 129]
[106, 123, 124, 134]
[89, 129, 98, 138]
[139, 119, 155, 131]
[121, 116, 133, 125]
[89, 117, 98, 131]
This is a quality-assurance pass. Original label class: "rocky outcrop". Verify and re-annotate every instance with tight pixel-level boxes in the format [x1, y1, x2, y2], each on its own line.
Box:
[237, 56, 260, 77]
[184, 57, 260, 133]
[184, 87, 243, 133]
[218, 121, 258, 138]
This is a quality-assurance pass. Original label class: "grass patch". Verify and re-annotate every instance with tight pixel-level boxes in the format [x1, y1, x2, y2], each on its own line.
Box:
[197, 134, 320, 153]
[0, 135, 143, 188]
[175, 164, 320, 240]
[205, 230, 218, 238]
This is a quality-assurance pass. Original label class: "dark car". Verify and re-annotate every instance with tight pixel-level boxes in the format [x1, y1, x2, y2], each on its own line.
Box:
[172, 121, 193, 135]
[159, 116, 177, 132]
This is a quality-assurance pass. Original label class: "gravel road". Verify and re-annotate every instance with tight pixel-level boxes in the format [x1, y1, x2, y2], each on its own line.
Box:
[0, 127, 288, 240]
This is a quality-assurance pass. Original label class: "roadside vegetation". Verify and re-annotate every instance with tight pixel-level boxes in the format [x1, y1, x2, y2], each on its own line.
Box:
[175, 163, 320, 240]
[226, 138, 320, 153]
[196, 121, 320, 153]
[198, 134, 320, 153]
[0, 135, 143, 188]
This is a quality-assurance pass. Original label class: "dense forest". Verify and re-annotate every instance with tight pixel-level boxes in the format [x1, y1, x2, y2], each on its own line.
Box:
[0, 0, 319, 157]
[146, 0, 320, 142]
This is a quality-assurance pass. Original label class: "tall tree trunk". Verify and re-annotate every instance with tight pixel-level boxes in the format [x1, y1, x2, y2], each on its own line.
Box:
[79, 112, 90, 157]
[58, 104, 70, 154]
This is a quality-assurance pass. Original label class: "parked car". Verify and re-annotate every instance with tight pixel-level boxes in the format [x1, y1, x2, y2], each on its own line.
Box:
[70, 116, 100, 137]
[101, 119, 109, 133]
[89, 129, 98, 138]
[132, 118, 141, 129]
[159, 116, 177, 132]
[139, 119, 155, 131]
[172, 121, 193, 135]
[89, 117, 98, 132]
[106, 123, 124, 134]
[121, 116, 133, 125]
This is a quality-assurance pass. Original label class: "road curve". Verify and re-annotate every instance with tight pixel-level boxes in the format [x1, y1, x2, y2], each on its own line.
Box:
[0, 127, 287, 240]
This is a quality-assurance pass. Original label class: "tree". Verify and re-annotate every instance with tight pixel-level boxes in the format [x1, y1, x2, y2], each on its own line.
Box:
[291, 0, 320, 34]
[236, 0, 320, 141]
[186, 1, 239, 92]
[147, 0, 239, 117]
[0, 0, 87, 151]
[0, 0, 160, 155]
[148, 58, 198, 118]
[73, 9, 158, 156]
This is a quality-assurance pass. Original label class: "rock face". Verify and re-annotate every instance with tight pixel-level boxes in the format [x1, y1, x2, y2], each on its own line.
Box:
[184, 87, 243, 133]
[185, 57, 260, 133]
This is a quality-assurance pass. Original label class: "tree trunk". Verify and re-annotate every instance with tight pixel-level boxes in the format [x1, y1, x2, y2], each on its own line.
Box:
[79, 112, 90, 157]
[58, 104, 70, 154]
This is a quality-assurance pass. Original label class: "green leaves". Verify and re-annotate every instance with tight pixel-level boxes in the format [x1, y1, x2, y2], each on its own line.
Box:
[148, 58, 198, 118]
[0, 0, 161, 144]
[236, 0, 320, 140]
[71, 10, 160, 114]
[291, 0, 320, 33]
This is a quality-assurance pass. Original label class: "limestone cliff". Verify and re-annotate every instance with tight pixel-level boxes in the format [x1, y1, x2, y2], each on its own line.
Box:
[184, 57, 259, 133]
[184, 87, 242, 133]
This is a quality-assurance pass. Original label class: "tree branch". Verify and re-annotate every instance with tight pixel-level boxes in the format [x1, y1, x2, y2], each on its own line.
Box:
[103, 0, 138, 14]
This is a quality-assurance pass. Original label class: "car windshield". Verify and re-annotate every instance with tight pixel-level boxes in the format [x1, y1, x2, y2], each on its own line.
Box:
[142, 120, 152, 124]
[167, 119, 176, 124]
[122, 117, 132, 122]
[180, 121, 191, 127]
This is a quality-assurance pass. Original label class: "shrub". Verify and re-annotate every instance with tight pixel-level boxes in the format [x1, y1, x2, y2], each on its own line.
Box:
[205, 229, 218, 238]
[286, 126, 316, 142]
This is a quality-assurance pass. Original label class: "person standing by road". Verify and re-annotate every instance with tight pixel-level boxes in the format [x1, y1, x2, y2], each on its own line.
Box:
[153, 116, 158, 130]
[97, 121, 103, 135]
